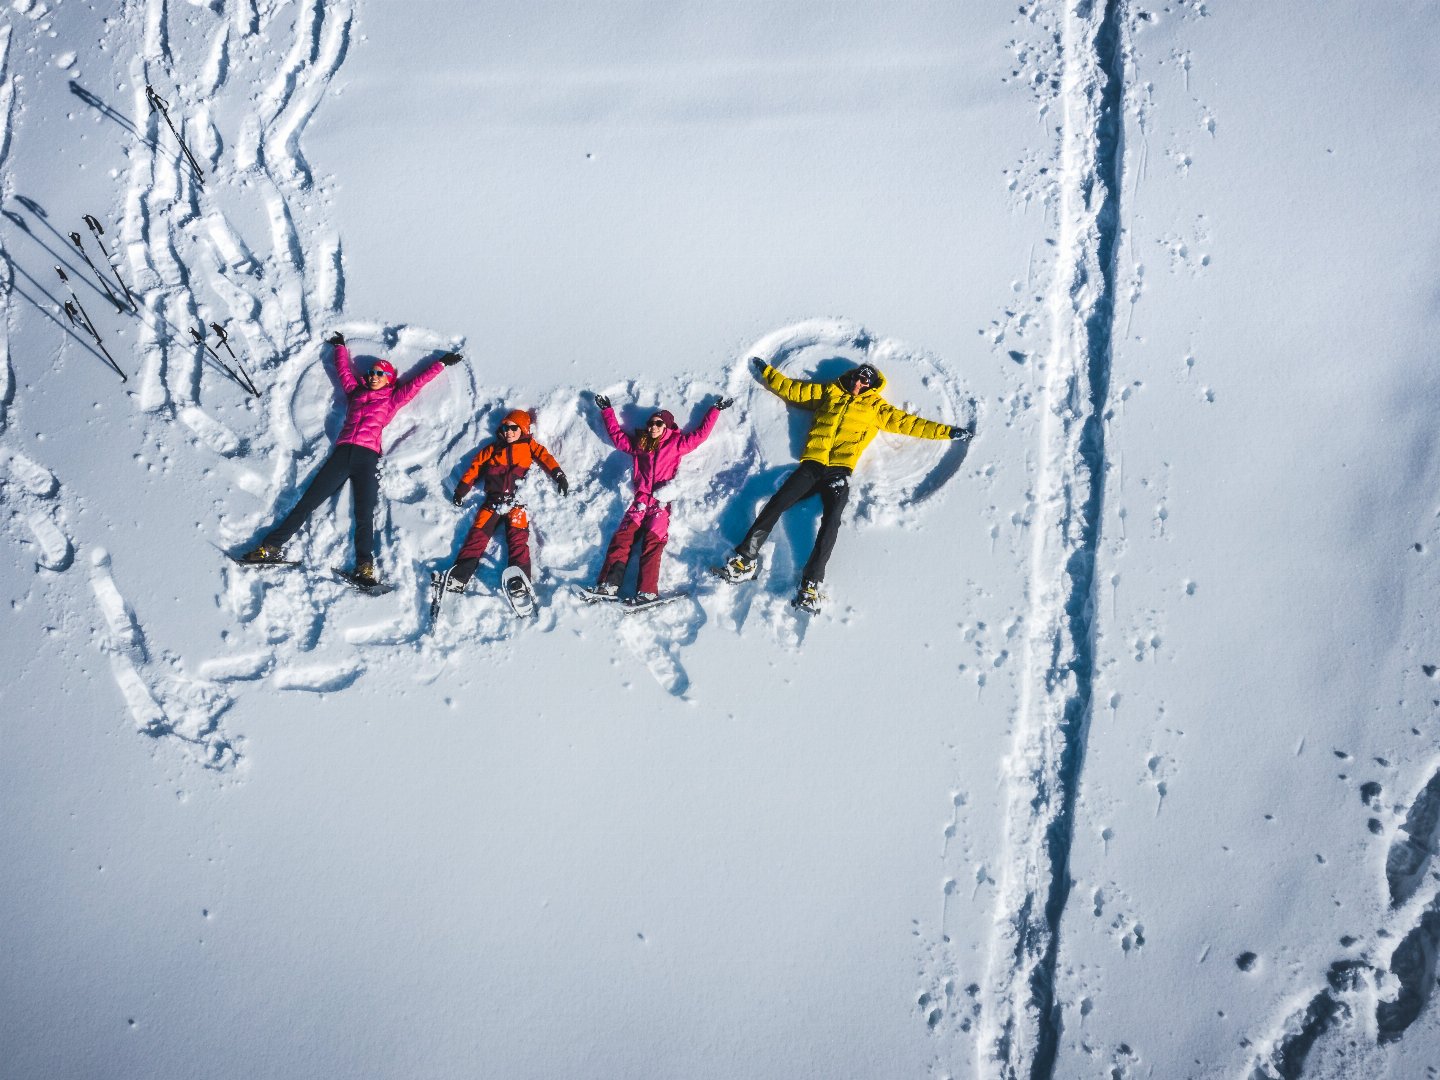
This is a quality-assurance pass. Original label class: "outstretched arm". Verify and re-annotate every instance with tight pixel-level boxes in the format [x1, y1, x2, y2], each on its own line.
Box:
[874, 399, 953, 441]
[755, 359, 823, 410]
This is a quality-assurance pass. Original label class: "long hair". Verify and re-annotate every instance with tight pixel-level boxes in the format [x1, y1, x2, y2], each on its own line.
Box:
[635, 429, 661, 453]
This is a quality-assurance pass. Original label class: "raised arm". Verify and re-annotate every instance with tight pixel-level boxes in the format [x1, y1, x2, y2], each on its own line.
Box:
[332, 340, 359, 394]
[874, 399, 953, 441]
[674, 404, 722, 456]
[391, 360, 446, 411]
[600, 405, 634, 455]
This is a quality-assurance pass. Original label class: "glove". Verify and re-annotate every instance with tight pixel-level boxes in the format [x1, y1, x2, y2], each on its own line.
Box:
[715, 396, 733, 411]
[553, 471, 570, 496]
[593, 393, 611, 409]
[452, 482, 471, 507]
[439, 351, 463, 366]
[327, 332, 345, 346]
[750, 357, 766, 376]
[949, 426, 974, 441]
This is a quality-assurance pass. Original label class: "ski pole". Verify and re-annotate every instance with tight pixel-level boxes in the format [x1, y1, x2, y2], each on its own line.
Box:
[68, 230, 126, 313]
[208, 321, 260, 396]
[189, 326, 253, 396]
[56, 266, 126, 381]
[82, 214, 138, 311]
[145, 84, 206, 185]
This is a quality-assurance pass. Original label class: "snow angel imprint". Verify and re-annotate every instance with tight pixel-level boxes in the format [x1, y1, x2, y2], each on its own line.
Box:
[242, 333, 462, 586]
[442, 409, 569, 596]
[714, 358, 970, 612]
[583, 392, 731, 604]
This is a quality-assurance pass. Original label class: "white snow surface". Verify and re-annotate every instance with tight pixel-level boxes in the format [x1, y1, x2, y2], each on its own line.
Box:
[2, 2, 1439, 1079]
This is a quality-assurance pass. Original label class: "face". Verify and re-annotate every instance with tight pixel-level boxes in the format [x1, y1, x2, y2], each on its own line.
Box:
[499, 422, 522, 442]
[647, 418, 668, 437]
[364, 368, 393, 389]
[850, 368, 874, 392]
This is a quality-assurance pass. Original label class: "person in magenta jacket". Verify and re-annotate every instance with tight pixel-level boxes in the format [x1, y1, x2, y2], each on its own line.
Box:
[586, 392, 730, 603]
[242, 332, 462, 585]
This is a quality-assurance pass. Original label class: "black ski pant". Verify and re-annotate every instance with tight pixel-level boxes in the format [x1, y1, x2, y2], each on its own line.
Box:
[263, 443, 381, 564]
[735, 460, 852, 583]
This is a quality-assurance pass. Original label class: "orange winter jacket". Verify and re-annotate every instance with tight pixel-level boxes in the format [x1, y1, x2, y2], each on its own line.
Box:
[757, 363, 953, 471]
[456, 410, 562, 502]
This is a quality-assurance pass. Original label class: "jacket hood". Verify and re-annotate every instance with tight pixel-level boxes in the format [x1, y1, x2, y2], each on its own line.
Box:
[501, 409, 532, 435]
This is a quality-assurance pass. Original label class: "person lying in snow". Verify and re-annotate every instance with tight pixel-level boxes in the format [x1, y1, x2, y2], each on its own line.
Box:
[713, 357, 971, 613]
[242, 333, 462, 586]
[582, 393, 730, 605]
[440, 409, 568, 598]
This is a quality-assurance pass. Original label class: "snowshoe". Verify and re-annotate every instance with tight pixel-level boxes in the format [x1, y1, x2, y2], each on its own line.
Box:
[429, 567, 463, 626]
[232, 546, 297, 568]
[791, 579, 823, 615]
[333, 567, 396, 596]
[500, 565, 538, 618]
[576, 583, 623, 604]
[621, 591, 688, 615]
[710, 553, 758, 583]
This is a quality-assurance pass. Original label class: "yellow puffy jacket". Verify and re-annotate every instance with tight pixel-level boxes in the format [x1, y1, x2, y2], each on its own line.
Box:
[758, 362, 954, 470]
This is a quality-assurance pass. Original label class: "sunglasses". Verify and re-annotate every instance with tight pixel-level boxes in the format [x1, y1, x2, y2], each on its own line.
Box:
[647, 419, 667, 428]
[366, 369, 392, 379]
[499, 423, 521, 433]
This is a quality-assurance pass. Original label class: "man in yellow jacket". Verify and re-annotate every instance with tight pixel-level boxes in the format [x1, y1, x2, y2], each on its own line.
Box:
[714, 358, 971, 612]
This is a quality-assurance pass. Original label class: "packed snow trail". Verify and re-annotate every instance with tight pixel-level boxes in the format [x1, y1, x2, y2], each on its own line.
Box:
[979, 1, 1126, 1077]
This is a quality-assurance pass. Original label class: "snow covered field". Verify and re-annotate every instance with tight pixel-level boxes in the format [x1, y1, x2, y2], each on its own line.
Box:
[2, 2, 1439, 1078]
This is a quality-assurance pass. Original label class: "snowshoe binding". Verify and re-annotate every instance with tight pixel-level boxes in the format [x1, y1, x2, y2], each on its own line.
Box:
[710, 553, 758, 583]
[232, 545, 297, 568]
[501, 565, 538, 618]
[577, 582, 623, 604]
[333, 565, 396, 596]
[791, 578, 823, 615]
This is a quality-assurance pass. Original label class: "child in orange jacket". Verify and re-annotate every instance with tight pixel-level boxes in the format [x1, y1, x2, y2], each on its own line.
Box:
[444, 409, 568, 592]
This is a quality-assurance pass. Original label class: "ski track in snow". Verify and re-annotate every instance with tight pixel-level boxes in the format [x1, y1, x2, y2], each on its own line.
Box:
[978, 2, 1126, 1078]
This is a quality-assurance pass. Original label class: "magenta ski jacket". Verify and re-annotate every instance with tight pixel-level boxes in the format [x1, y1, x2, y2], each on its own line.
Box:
[601, 405, 720, 500]
[333, 344, 445, 454]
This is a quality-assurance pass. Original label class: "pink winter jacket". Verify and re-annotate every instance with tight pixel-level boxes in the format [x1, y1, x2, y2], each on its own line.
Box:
[602, 405, 720, 499]
[333, 344, 445, 454]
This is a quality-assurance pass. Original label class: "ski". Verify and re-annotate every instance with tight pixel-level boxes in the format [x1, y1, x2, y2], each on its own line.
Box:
[620, 592, 688, 615]
[500, 565, 538, 618]
[83, 214, 138, 312]
[332, 568, 396, 596]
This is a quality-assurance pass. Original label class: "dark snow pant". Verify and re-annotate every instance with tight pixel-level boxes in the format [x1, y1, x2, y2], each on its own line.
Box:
[599, 498, 670, 595]
[735, 460, 851, 583]
[451, 503, 531, 586]
[263, 443, 380, 564]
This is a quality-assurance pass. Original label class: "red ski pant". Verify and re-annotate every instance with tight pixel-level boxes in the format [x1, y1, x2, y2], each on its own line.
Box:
[452, 504, 531, 585]
[600, 499, 669, 594]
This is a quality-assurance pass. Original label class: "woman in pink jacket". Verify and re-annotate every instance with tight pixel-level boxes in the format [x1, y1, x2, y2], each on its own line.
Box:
[584, 392, 730, 603]
[242, 332, 462, 585]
